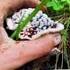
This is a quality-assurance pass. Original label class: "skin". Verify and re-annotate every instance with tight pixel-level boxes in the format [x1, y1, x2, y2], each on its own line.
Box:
[0, 0, 41, 18]
[0, 0, 61, 70]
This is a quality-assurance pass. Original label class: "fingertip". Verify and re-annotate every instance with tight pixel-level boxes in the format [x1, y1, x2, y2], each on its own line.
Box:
[53, 33, 61, 46]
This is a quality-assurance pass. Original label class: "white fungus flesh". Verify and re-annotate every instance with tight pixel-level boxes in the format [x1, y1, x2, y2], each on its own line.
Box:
[6, 8, 64, 40]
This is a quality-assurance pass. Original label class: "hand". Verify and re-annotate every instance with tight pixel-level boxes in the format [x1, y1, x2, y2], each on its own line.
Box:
[0, 0, 61, 70]
[0, 26, 61, 70]
[0, 0, 40, 17]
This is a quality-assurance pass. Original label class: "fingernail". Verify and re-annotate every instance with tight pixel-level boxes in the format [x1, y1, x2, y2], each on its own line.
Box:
[53, 34, 61, 46]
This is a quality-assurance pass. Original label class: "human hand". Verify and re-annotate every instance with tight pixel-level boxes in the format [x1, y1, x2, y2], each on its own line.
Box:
[0, 26, 61, 70]
[0, 0, 61, 70]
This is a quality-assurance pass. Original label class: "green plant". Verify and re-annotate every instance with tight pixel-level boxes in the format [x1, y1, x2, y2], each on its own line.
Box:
[46, 0, 70, 11]
[52, 14, 70, 69]
[60, 17, 70, 69]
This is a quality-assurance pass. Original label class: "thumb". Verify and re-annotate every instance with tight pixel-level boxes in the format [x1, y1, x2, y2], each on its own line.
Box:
[12, 33, 61, 65]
